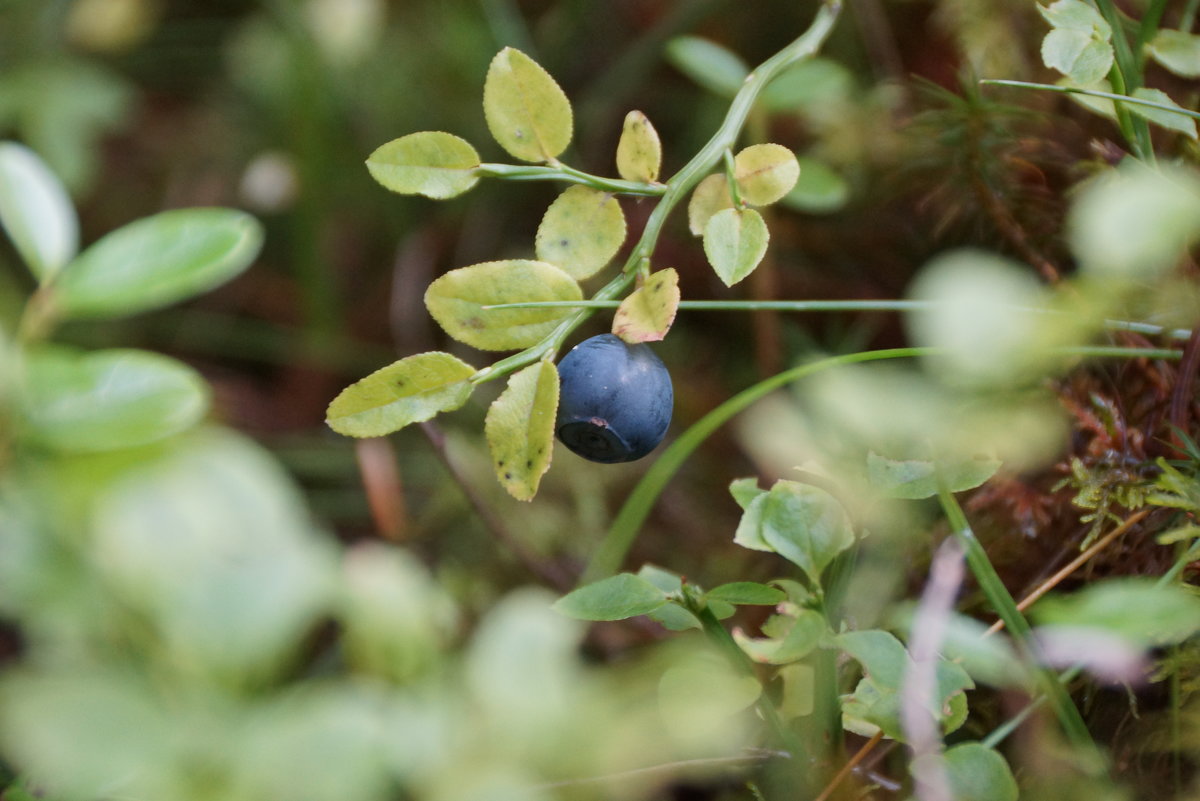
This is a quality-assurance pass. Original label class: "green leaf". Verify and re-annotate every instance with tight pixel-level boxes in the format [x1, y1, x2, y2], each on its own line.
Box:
[484, 360, 559, 501]
[734, 144, 800, 206]
[613, 267, 679, 343]
[424, 259, 582, 351]
[760, 58, 856, 114]
[781, 157, 849, 214]
[325, 351, 476, 438]
[836, 629, 909, 689]
[1031, 577, 1200, 648]
[737, 608, 826, 664]
[615, 110, 661, 183]
[687, 173, 735, 236]
[936, 743, 1019, 801]
[703, 207, 769, 287]
[0, 141, 78, 281]
[365, 131, 480, 199]
[706, 582, 786, 606]
[483, 47, 573, 163]
[1041, 28, 1114, 85]
[757, 480, 855, 586]
[1147, 29, 1200, 78]
[1038, 0, 1110, 36]
[664, 36, 748, 97]
[730, 476, 766, 510]
[637, 563, 685, 594]
[1128, 87, 1198, 139]
[53, 208, 264, 319]
[866, 452, 1001, 500]
[733, 490, 772, 552]
[534, 185, 626, 280]
[19, 346, 209, 453]
[552, 573, 668, 621]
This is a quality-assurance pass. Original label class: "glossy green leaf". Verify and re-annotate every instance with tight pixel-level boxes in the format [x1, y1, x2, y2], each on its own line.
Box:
[483, 47, 572, 163]
[0, 141, 78, 281]
[552, 573, 668, 621]
[734, 143, 800, 206]
[1147, 29, 1200, 78]
[1031, 577, 1200, 648]
[866, 452, 1001, 500]
[325, 351, 476, 437]
[703, 207, 769, 287]
[424, 259, 582, 351]
[54, 208, 264, 319]
[934, 743, 1019, 801]
[615, 110, 661, 183]
[705, 582, 785, 606]
[753, 479, 854, 586]
[484, 360, 559, 501]
[1128, 87, 1198, 139]
[782, 157, 849, 214]
[664, 36, 748, 97]
[687, 173, 735, 236]
[534, 186, 626, 280]
[19, 346, 209, 453]
[613, 267, 679, 343]
[365, 131, 480, 199]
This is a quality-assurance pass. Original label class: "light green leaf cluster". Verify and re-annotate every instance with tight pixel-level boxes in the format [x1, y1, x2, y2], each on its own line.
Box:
[1038, 0, 1114, 85]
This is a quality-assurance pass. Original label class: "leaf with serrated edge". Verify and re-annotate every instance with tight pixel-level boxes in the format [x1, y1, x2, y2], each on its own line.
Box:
[703, 207, 769, 287]
[483, 47, 573, 163]
[366, 131, 480, 199]
[425, 259, 582, 351]
[326, 351, 476, 438]
[616, 110, 661, 183]
[553, 573, 668, 621]
[0, 141, 78, 281]
[735, 143, 800, 206]
[535, 186, 626, 280]
[613, 268, 679, 343]
[688, 173, 735, 236]
[485, 360, 558, 501]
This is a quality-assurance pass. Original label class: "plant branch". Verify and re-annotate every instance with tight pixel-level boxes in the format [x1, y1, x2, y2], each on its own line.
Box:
[475, 163, 666, 196]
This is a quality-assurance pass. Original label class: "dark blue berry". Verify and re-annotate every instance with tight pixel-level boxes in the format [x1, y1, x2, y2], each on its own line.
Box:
[555, 334, 673, 463]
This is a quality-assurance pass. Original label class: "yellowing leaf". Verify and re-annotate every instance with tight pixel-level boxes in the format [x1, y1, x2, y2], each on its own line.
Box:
[734, 143, 800, 206]
[703, 207, 769, 287]
[615, 110, 662, 183]
[687, 173, 735, 236]
[613, 268, 679, 343]
[326, 351, 476, 437]
[534, 186, 626, 280]
[365, 131, 480, 199]
[483, 47, 573, 163]
[424, 259, 582, 351]
[485, 360, 559, 501]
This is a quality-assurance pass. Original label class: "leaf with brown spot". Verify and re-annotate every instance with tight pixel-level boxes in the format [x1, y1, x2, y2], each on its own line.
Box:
[613, 268, 679, 343]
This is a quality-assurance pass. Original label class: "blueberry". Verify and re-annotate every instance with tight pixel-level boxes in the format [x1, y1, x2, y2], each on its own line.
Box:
[555, 334, 673, 463]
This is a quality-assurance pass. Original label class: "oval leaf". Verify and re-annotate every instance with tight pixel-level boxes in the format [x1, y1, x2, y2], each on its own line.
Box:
[54, 208, 264, 319]
[1128, 87, 1198, 140]
[483, 47, 573, 163]
[425, 259, 582, 351]
[365, 131, 480, 199]
[782, 157, 849, 214]
[326, 351, 476, 438]
[613, 267, 679, 343]
[0, 141, 78, 281]
[552, 573, 668, 621]
[937, 743, 1019, 801]
[705, 582, 785, 606]
[759, 479, 855, 587]
[615, 110, 661, 183]
[534, 186, 626, 280]
[687, 173, 734, 236]
[703, 207, 769, 287]
[1147, 29, 1200, 78]
[664, 36, 748, 97]
[485, 360, 559, 501]
[866, 452, 1001, 500]
[734, 143, 800, 206]
[19, 346, 209, 452]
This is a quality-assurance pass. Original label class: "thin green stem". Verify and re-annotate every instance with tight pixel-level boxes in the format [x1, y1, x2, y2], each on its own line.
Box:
[1137, 0, 1170, 59]
[475, 163, 666, 196]
[723, 148, 744, 207]
[982, 79, 1200, 122]
[1093, 0, 1154, 158]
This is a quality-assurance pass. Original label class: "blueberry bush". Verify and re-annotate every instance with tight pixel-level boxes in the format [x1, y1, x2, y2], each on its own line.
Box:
[6, 1, 1200, 800]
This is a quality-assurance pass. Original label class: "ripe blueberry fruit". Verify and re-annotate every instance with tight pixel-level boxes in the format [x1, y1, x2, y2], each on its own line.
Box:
[555, 334, 673, 463]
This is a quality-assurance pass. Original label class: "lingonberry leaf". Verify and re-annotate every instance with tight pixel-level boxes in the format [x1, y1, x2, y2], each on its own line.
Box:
[0, 141, 78, 281]
[687, 173, 735, 236]
[485, 360, 559, 501]
[703, 207, 769, 287]
[365, 131, 481, 199]
[734, 143, 800, 206]
[483, 47, 573, 163]
[424, 259, 582, 351]
[612, 267, 679, 343]
[553, 573, 669, 621]
[325, 351, 476, 437]
[534, 186, 626, 280]
[54, 208, 264, 319]
[615, 110, 661, 183]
